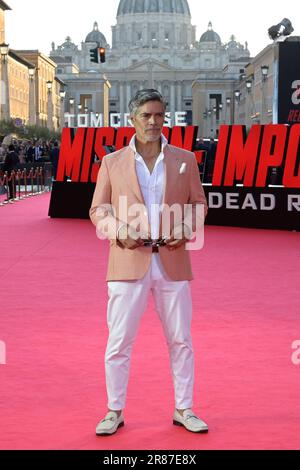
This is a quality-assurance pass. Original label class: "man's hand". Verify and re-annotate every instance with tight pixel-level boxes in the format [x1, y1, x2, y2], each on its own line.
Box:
[117, 224, 145, 250]
[165, 223, 192, 251]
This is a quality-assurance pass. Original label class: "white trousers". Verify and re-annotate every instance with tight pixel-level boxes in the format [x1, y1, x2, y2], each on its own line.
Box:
[105, 254, 194, 411]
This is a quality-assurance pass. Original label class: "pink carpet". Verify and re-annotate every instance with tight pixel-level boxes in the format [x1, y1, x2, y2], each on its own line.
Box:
[0, 193, 300, 450]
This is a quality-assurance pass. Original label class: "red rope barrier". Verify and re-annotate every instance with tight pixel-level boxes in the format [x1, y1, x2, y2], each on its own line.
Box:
[0, 167, 48, 206]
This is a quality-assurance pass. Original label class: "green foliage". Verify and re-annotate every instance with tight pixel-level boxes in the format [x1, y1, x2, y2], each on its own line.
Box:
[0, 119, 61, 141]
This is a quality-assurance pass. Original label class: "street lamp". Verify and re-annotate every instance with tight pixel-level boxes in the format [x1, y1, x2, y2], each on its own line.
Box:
[218, 103, 223, 125]
[59, 89, 66, 130]
[0, 43, 9, 62]
[28, 68, 36, 125]
[78, 104, 82, 113]
[235, 90, 241, 102]
[47, 80, 53, 93]
[0, 43, 10, 120]
[69, 98, 75, 106]
[225, 98, 232, 124]
[261, 66, 269, 124]
[234, 91, 241, 125]
[29, 68, 35, 81]
[261, 65, 269, 81]
[84, 106, 88, 114]
[246, 80, 252, 92]
[47, 81, 53, 130]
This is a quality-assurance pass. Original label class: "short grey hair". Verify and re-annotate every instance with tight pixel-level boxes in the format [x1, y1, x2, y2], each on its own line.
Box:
[128, 89, 167, 116]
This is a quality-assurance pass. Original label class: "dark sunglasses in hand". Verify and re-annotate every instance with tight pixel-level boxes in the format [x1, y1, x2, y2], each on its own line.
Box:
[142, 238, 168, 248]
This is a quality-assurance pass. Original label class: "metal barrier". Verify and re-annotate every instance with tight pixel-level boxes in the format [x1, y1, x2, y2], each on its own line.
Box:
[0, 166, 51, 206]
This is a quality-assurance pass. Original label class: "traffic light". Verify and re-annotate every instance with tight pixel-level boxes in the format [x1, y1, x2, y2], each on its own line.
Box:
[99, 47, 106, 63]
[90, 47, 98, 63]
[89, 47, 106, 63]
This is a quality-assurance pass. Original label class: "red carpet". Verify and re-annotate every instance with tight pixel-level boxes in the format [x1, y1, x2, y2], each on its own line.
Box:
[0, 194, 300, 450]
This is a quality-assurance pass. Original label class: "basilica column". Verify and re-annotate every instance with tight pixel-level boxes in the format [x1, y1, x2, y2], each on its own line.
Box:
[156, 82, 162, 94]
[147, 60, 154, 88]
[144, 22, 149, 47]
[159, 24, 164, 48]
[170, 82, 176, 125]
[176, 81, 182, 111]
[119, 81, 125, 125]
[126, 82, 131, 109]
[175, 25, 180, 49]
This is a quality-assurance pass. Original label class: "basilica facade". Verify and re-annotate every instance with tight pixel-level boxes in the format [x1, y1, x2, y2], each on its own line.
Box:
[50, 0, 251, 136]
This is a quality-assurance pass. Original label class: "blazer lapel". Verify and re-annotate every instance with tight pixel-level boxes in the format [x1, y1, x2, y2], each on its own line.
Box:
[119, 147, 145, 204]
[162, 145, 181, 205]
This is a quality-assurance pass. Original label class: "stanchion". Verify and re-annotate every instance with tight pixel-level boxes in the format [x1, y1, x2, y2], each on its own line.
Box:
[18, 170, 25, 200]
[37, 167, 43, 194]
[0, 165, 49, 208]
[0, 173, 8, 206]
[34, 168, 39, 195]
[7, 171, 16, 203]
[30, 168, 34, 196]
[41, 167, 45, 193]
[12, 171, 16, 201]
[23, 169, 29, 198]
[14, 170, 21, 201]
[4, 173, 9, 204]
[36, 167, 40, 194]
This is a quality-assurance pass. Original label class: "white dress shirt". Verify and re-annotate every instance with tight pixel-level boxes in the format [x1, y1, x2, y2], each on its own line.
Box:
[129, 134, 169, 280]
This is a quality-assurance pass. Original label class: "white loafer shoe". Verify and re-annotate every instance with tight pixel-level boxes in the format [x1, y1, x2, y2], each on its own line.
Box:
[96, 411, 124, 436]
[173, 409, 209, 433]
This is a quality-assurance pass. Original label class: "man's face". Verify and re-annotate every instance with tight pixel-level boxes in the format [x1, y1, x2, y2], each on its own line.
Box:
[131, 100, 165, 144]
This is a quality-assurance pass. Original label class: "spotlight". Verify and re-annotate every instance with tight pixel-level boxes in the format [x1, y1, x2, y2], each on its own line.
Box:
[268, 18, 294, 41]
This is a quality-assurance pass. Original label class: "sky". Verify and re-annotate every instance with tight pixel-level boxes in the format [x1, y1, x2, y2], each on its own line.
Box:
[4, 0, 300, 58]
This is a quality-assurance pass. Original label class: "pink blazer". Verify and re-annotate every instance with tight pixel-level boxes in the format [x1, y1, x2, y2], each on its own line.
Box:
[90, 144, 208, 281]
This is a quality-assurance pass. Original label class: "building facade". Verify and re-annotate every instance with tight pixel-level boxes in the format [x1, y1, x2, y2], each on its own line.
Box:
[0, 1, 66, 130]
[15, 50, 62, 130]
[6, 50, 33, 124]
[50, 0, 252, 132]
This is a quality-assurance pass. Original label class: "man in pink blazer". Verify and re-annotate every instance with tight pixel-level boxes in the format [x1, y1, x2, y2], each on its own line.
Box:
[90, 89, 208, 436]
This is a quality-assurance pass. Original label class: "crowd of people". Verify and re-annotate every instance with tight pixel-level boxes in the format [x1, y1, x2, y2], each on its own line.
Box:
[0, 139, 60, 201]
[0, 139, 60, 165]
